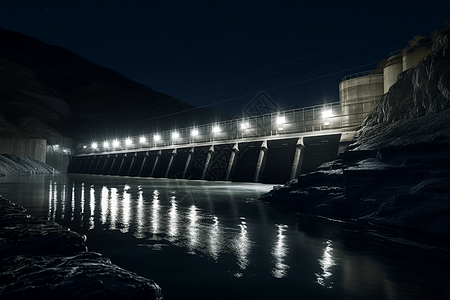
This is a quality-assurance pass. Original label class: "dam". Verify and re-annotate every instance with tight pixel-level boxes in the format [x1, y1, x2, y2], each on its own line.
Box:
[69, 98, 376, 183]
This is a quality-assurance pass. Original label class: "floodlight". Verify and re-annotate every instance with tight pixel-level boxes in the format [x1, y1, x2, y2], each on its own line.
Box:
[276, 116, 285, 125]
[322, 109, 333, 119]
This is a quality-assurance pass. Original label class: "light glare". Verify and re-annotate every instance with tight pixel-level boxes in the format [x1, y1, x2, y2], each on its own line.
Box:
[191, 129, 199, 136]
[113, 140, 120, 147]
[276, 116, 285, 125]
[103, 141, 109, 148]
[322, 109, 333, 119]
[172, 132, 179, 139]
[91, 142, 98, 149]
[139, 136, 146, 143]
[154, 135, 161, 142]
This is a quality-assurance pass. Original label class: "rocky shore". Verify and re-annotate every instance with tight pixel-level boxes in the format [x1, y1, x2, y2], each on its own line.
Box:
[0, 196, 162, 299]
[0, 154, 58, 176]
[261, 28, 450, 236]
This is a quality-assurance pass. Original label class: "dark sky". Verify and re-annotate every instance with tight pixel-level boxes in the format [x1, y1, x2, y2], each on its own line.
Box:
[1, 1, 449, 117]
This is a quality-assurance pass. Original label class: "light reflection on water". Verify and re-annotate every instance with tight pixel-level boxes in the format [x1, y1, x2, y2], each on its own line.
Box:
[167, 196, 178, 242]
[234, 217, 251, 275]
[271, 224, 289, 278]
[46, 179, 265, 274]
[315, 240, 336, 288]
[89, 185, 95, 230]
[1, 174, 449, 300]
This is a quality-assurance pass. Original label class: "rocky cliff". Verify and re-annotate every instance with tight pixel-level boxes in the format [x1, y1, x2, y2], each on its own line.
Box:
[261, 27, 450, 236]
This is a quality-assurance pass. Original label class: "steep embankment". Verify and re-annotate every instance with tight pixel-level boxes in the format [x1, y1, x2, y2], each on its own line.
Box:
[261, 28, 450, 236]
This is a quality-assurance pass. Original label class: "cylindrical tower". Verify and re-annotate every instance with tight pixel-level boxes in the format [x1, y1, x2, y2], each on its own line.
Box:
[383, 51, 403, 93]
[339, 72, 384, 126]
[402, 37, 432, 71]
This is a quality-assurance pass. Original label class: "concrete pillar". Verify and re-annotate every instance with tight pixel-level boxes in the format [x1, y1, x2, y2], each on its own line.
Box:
[225, 143, 239, 181]
[165, 148, 177, 178]
[290, 137, 305, 180]
[86, 156, 95, 173]
[254, 140, 268, 183]
[93, 155, 102, 173]
[127, 152, 137, 176]
[68, 157, 77, 173]
[109, 154, 118, 175]
[117, 153, 127, 175]
[201, 145, 215, 180]
[101, 155, 110, 174]
[183, 147, 195, 179]
[150, 150, 162, 177]
[138, 152, 149, 177]
[80, 157, 89, 173]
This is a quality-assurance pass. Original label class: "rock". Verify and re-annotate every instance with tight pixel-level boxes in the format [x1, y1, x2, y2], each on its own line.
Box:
[0, 197, 163, 300]
[0, 154, 59, 176]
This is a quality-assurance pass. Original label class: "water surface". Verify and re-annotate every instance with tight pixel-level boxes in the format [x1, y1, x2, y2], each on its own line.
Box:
[1, 174, 449, 300]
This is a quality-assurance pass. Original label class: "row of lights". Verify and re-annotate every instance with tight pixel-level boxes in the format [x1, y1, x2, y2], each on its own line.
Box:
[90, 110, 333, 150]
[91, 125, 224, 150]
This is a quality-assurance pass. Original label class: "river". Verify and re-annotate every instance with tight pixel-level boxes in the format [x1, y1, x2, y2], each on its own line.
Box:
[0, 174, 449, 299]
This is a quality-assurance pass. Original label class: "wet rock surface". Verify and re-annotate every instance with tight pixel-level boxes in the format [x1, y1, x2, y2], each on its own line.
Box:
[0, 197, 162, 300]
[261, 28, 450, 236]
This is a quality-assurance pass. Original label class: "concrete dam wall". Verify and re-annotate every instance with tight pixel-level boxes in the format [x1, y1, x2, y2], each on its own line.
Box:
[69, 135, 342, 184]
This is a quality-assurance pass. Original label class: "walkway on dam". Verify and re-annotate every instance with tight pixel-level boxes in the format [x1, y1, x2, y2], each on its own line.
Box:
[70, 99, 374, 183]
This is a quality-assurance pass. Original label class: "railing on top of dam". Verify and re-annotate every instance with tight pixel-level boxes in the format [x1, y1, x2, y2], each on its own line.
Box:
[79, 98, 377, 155]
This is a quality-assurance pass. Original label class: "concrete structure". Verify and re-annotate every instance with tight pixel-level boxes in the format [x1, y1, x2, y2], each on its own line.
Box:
[383, 38, 432, 93]
[0, 138, 47, 162]
[69, 133, 345, 184]
[383, 51, 403, 93]
[0, 137, 74, 172]
[71, 100, 367, 183]
[339, 72, 384, 125]
[402, 37, 432, 71]
[46, 137, 74, 172]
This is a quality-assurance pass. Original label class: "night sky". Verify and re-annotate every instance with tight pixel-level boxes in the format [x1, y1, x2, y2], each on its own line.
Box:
[1, 1, 449, 117]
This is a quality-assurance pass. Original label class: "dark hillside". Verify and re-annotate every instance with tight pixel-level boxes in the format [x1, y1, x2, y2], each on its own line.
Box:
[0, 28, 221, 140]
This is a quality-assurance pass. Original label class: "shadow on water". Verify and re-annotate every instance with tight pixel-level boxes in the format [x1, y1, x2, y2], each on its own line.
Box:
[1, 174, 449, 300]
